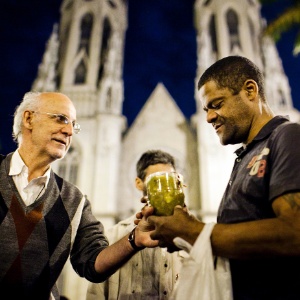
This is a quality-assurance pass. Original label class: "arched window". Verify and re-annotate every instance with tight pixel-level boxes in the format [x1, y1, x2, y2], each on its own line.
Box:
[74, 13, 93, 84]
[226, 9, 241, 50]
[75, 60, 87, 84]
[78, 13, 93, 54]
[209, 14, 218, 53]
[98, 18, 111, 83]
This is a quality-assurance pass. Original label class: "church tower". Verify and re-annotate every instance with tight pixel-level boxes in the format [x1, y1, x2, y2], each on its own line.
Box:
[57, 0, 127, 227]
[34, 0, 128, 228]
[192, 0, 299, 222]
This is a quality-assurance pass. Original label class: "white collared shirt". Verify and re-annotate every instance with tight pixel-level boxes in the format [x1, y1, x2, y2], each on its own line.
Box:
[9, 150, 51, 206]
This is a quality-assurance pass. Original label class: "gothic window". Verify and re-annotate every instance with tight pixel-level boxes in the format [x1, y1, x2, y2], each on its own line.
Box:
[78, 13, 93, 54]
[209, 15, 218, 52]
[73, 13, 93, 84]
[57, 146, 80, 185]
[75, 60, 87, 84]
[98, 18, 112, 84]
[226, 9, 241, 50]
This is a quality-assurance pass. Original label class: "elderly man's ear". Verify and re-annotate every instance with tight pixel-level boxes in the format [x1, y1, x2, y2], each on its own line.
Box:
[23, 110, 34, 130]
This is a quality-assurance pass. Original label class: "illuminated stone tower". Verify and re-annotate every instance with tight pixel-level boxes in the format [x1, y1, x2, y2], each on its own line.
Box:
[57, 0, 127, 227]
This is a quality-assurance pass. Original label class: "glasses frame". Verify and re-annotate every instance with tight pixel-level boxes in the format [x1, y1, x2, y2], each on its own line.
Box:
[32, 111, 81, 134]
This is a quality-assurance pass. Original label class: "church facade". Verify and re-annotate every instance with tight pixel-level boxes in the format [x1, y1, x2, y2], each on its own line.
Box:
[32, 0, 299, 298]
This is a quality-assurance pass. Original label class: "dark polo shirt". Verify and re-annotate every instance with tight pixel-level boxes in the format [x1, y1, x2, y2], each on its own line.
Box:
[217, 116, 300, 300]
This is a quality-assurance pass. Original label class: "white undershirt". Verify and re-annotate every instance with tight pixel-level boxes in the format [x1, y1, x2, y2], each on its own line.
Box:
[9, 150, 51, 206]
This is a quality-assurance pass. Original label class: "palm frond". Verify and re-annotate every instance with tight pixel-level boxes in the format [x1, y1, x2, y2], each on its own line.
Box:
[263, 5, 300, 55]
[293, 30, 300, 55]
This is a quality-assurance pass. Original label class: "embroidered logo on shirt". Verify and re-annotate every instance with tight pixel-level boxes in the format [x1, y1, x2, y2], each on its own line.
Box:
[247, 147, 270, 177]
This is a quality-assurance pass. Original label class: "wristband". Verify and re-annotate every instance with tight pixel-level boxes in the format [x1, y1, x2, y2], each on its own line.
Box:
[128, 227, 145, 251]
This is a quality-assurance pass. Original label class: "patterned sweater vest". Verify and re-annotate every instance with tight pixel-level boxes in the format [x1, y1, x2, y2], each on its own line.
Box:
[0, 153, 84, 300]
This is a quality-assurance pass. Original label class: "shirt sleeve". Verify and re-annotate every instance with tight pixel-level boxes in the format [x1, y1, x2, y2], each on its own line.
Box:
[269, 122, 300, 201]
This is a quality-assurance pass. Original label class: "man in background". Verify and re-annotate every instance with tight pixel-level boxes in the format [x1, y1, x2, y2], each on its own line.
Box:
[86, 149, 184, 300]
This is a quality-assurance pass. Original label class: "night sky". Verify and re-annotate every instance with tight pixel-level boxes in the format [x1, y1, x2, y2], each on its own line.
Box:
[0, 0, 299, 154]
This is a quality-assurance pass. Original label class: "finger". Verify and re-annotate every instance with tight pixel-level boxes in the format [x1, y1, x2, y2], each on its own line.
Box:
[142, 205, 155, 218]
[173, 205, 184, 212]
[135, 211, 143, 219]
[147, 215, 157, 226]
[182, 206, 188, 213]
[140, 195, 148, 204]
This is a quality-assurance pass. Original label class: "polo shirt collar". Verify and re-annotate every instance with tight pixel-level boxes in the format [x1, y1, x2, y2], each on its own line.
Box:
[235, 115, 290, 157]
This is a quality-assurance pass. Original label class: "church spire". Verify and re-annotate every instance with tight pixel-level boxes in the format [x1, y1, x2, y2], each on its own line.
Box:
[31, 24, 59, 92]
[194, 0, 263, 79]
[56, 0, 127, 117]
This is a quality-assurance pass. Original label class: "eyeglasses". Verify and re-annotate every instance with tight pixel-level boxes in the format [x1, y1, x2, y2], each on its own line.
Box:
[32, 111, 81, 134]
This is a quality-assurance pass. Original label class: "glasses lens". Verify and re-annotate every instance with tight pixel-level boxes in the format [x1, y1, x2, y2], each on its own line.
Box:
[73, 123, 81, 134]
[55, 114, 69, 124]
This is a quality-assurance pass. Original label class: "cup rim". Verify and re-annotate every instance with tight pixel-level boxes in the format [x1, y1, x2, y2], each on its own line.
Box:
[145, 171, 178, 185]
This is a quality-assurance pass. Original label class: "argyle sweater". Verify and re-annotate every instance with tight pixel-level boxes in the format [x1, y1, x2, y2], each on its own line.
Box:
[0, 153, 109, 300]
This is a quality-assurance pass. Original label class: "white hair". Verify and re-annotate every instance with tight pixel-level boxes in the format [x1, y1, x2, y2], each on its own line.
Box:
[13, 91, 42, 144]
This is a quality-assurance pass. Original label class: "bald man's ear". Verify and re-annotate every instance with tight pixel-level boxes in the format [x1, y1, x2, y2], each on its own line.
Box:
[135, 177, 144, 191]
[23, 111, 34, 130]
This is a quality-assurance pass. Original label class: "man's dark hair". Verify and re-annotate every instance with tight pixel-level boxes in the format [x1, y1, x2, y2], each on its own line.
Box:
[136, 150, 176, 180]
[197, 56, 266, 101]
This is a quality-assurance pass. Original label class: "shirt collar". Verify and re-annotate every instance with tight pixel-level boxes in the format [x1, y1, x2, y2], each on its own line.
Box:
[235, 115, 290, 157]
[9, 150, 26, 176]
[9, 150, 51, 187]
